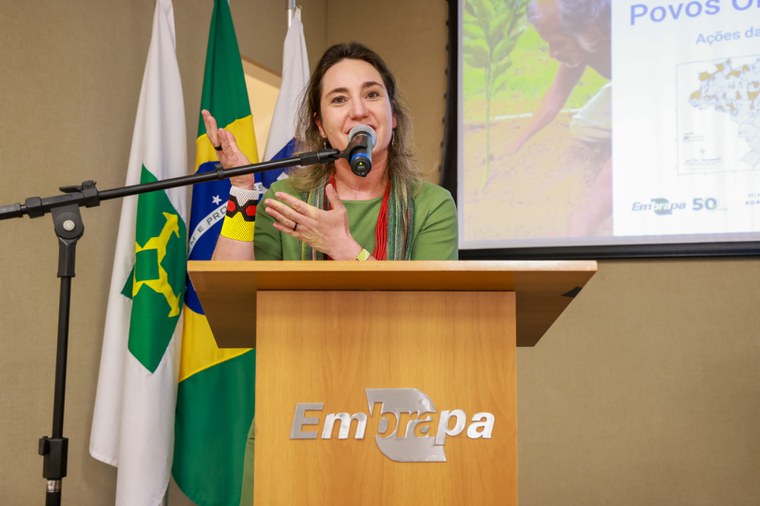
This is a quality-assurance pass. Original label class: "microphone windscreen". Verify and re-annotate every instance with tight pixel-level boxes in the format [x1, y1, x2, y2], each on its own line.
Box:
[348, 124, 377, 146]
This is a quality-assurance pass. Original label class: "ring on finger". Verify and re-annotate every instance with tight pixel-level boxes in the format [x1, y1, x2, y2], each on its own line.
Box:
[293, 221, 298, 231]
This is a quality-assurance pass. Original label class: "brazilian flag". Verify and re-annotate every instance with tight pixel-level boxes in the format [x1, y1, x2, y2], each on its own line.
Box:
[172, 1, 258, 504]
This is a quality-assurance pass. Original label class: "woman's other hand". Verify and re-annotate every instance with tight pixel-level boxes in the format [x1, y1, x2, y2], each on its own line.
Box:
[264, 183, 362, 260]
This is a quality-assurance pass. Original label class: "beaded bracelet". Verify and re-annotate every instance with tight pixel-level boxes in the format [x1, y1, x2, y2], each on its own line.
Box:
[220, 186, 259, 242]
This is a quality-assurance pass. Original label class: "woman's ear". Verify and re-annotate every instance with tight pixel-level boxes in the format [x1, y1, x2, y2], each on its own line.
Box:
[314, 113, 325, 138]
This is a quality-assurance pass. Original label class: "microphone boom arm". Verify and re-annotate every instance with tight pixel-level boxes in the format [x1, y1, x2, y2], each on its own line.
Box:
[0, 148, 341, 221]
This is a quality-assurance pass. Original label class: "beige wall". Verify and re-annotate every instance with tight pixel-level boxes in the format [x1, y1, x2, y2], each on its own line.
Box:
[1, 1, 758, 505]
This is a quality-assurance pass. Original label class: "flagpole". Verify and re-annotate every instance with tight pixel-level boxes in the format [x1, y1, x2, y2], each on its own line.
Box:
[287, 0, 296, 27]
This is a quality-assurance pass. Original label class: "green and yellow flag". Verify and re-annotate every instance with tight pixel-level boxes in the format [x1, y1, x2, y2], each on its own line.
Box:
[172, 1, 258, 504]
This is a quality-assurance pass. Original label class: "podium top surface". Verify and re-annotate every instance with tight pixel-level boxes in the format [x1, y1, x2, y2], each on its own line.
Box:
[187, 260, 597, 347]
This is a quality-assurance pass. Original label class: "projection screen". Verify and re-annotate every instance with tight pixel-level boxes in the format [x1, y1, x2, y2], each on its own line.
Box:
[454, 0, 760, 258]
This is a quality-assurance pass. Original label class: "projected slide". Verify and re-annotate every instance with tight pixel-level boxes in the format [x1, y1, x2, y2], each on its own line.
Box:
[459, 0, 760, 251]
[613, 3, 760, 238]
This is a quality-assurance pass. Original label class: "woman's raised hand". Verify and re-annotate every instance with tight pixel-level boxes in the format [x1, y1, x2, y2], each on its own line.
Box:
[202, 109, 255, 190]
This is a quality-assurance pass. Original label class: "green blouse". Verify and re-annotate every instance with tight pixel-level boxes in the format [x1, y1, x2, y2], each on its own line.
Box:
[253, 179, 458, 260]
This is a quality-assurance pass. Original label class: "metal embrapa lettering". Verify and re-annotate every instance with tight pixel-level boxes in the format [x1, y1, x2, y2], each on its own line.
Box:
[290, 388, 495, 462]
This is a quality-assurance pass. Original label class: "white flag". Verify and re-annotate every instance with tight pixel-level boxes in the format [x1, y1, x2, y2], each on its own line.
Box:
[89, 0, 187, 504]
[259, 6, 310, 188]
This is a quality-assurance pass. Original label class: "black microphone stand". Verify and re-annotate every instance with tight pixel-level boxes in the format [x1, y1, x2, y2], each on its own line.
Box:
[0, 148, 340, 505]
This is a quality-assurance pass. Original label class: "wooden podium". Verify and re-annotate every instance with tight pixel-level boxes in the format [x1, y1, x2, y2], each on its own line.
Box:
[188, 260, 596, 506]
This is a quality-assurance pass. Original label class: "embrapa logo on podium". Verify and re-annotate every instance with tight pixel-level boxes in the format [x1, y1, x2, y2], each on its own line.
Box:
[290, 388, 495, 462]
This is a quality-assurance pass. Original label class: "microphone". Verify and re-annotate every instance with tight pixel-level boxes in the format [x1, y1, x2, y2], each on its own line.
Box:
[343, 125, 376, 177]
